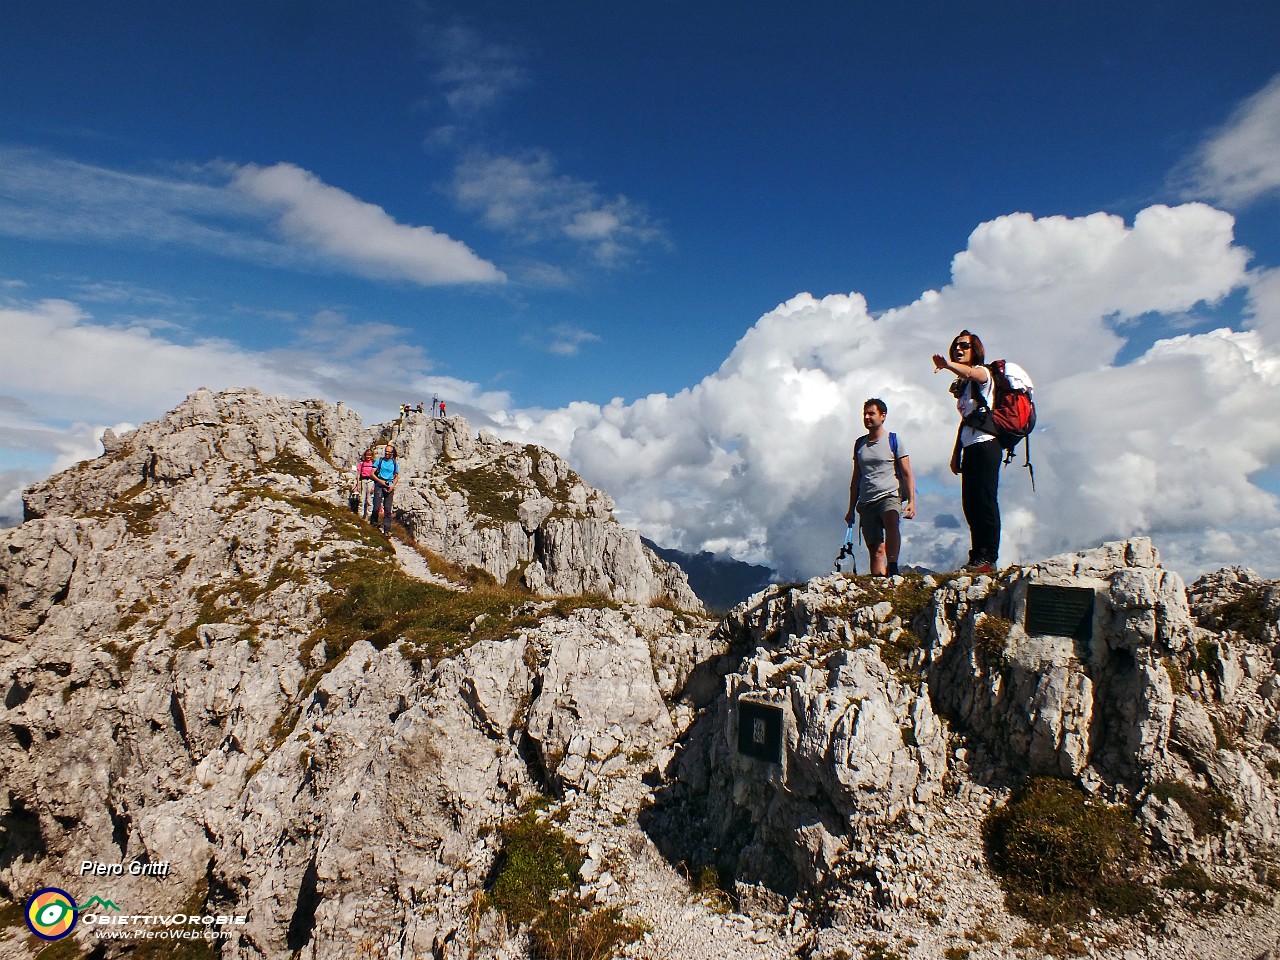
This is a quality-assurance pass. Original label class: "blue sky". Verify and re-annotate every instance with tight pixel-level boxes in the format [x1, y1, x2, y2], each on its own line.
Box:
[3, 1, 1280, 580]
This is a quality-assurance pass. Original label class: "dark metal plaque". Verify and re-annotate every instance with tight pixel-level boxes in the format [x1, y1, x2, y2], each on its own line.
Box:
[737, 701, 784, 763]
[1025, 584, 1095, 640]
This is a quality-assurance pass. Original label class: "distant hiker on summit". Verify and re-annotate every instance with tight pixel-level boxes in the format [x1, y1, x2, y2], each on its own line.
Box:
[370, 443, 399, 536]
[933, 330, 1001, 572]
[844, 398, 916, 576]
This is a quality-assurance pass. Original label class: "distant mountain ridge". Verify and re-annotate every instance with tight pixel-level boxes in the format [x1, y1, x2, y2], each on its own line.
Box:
[642, 538, 773, 612]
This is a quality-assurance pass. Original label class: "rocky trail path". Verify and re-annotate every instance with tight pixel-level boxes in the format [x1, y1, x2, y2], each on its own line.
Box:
[391, 536, 466, 589]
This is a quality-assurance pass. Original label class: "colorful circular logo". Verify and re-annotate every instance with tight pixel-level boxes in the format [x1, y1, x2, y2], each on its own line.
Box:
[25, 888, 78, 941]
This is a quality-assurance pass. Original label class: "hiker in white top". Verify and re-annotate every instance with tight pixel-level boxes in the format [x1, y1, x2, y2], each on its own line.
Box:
[933, 329, 1001, 573]
[844, 398, 916, 577]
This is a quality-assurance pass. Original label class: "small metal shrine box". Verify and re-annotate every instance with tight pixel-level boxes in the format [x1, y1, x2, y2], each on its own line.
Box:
[737, 700, 784, 764]
[1025, 584, 1096, 641]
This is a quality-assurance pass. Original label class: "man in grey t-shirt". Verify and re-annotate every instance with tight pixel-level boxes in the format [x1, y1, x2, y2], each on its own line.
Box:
[844, 398, 917, 576]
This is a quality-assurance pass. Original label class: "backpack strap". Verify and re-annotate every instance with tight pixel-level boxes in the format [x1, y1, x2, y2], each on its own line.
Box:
[963, 379, 999, 436]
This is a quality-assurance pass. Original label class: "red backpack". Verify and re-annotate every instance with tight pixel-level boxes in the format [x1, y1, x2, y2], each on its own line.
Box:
[967, 360, 1037, 488]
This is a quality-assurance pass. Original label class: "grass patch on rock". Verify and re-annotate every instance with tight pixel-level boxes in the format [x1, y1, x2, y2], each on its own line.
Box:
[95, 478, 165, 535]
[1187, 638, 1221, 676]
[117, 596, 152, 631]
[862, 572, 945, 625]
[310, 558, 523, 665]
[524, 444, 581, 502]
[122, 880, 219, 960]
[448, 465, 523, 523]
[973, 615, 1015, 664]
[1197, 589, 1274, 643]
[102, 640, 139, 675]
[983, 777, 1153, 927]
[1148, 781, 1238, 839]
[264, 447, 320, 483]
[1162, 861, 1266, 911]
[830, 572, 941, 626]
[172, 578, 267, 648]
[309, 551, 618, 670]
[486, 807, 642, 960]
[394, 533, 497, 588]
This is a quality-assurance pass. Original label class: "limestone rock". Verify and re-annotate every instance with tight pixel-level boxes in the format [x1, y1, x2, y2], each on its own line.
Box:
[525, 607, 677, 791]
[645, 538, 1280, 918]
[3, 395, 1279, 960]
[923, 538, 1184, 785]
[0, 517, 81, 640]
[366, 412, 701, 609]
[647, 575, 948, 893]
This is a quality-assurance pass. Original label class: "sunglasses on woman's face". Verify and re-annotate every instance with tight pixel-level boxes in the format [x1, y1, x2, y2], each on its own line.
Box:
[953, 342, 971, 351]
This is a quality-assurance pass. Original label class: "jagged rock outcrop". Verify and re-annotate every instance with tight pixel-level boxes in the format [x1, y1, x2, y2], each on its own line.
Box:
[22, 388, 699, 610]
[646, 537, 1280, 922]
[649, 584, 948, 899]
[386, 414, 700, 608]
[922, 537, 1187, 787]
[0, 389, 715, 959]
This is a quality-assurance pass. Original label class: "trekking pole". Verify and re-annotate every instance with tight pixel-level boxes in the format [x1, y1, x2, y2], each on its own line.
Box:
[835, 523, 858, 575]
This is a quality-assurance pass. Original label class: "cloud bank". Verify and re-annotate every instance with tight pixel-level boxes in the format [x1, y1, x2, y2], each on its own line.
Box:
[2, 202, 1278, 584]
[492, 203, 1278, 580]
[0, 299, 510, 485]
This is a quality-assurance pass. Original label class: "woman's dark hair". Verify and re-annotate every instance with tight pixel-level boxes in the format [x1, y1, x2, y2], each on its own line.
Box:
[951, 329, 986, 365]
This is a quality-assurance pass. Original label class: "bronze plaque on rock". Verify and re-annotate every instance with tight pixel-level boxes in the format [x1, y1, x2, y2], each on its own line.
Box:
[737, 701, 784, 764]
[1025, 584, 1095, 640]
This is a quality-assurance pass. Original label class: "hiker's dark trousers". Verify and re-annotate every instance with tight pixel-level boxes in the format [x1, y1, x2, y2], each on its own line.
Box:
[961, 440, 1001, 563]
[372, 484, 394, 533]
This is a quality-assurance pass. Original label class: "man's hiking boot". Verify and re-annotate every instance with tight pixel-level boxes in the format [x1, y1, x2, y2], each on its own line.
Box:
[964, 558, 995, 574]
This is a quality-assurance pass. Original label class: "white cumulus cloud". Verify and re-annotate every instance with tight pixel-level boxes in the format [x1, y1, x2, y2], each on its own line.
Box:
[493, 203, 1279, 582]
[4, 201, 1278, 586]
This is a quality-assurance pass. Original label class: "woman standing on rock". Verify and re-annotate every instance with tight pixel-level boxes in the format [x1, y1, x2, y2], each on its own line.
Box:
[357, 448, 376, 518]
[933, 330, 1000, 572]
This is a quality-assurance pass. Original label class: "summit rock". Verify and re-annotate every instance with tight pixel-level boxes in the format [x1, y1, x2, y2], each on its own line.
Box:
[1, 388, 1278, 960]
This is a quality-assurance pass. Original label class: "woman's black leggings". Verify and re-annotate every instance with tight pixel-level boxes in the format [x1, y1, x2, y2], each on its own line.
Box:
[961, 440, 1001, 562]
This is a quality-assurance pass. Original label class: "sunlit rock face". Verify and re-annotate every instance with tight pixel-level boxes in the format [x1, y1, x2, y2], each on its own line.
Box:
[2, 387, 1277, 958]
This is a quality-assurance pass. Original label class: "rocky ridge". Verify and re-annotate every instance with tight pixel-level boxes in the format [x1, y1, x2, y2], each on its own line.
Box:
[1, 388, 1278, 960]
[383, 409, 700, 608]
[647, 542, 1280, 939]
